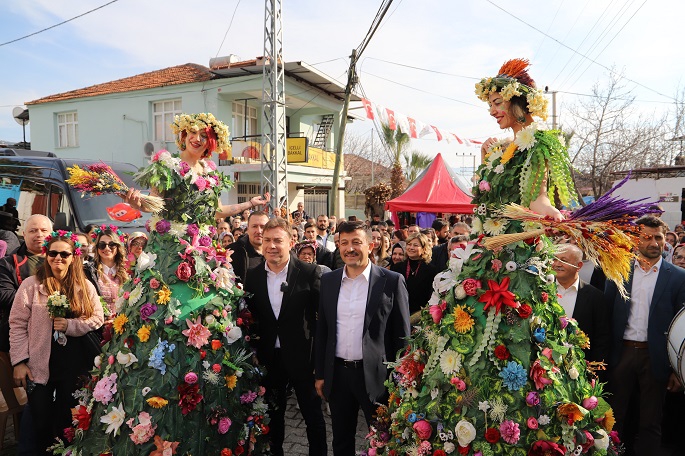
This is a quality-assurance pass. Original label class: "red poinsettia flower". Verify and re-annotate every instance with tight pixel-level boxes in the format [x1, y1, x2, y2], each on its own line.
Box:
[478, 277, 517, 314]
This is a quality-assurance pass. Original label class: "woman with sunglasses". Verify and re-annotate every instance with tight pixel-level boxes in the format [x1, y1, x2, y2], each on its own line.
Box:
[86, 225, 129, 316]
[67, 114, 271, 455]
[9, 231, 103, 456]
[125, 231, 148, 274]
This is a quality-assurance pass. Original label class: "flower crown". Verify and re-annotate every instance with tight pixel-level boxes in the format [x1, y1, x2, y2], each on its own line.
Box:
[42, 231, 83, 256]
[91, 224, 126, 243]
[171, 113, 231, 155]
[295, 239, 318, 255]
[474, 58, 549, 121]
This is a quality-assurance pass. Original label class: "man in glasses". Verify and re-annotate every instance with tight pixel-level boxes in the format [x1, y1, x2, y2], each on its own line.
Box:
[552, 243, 610, 378]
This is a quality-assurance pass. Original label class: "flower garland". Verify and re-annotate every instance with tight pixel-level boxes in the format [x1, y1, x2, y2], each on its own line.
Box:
[171, 113, 231, 155]
[42, 230, 83, 256]
[91, 224, 126, 243]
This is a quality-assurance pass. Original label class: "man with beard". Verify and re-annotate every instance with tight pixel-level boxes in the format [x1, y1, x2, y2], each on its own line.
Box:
[315, 214, 334, 252]
[228, 211, 269, 284]
[606, 215, 685, 455]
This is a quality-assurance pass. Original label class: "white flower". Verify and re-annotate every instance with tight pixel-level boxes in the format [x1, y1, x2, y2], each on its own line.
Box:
[141, 387, 151, 396]
[494, 164, 505, 174]
[94, 355, 102, 368]
[161, 155, 180, 171]
[505, 261, 517, 271]
[545, 274, 556, 284]
[594, 429, 610, 450]
[100, 403, 126, 435]
[443, 442, 455, 454]
[116, 351, 138, 367]
[168, 222, 187, 236]
[538, 414, 551, 425]
[478, 401, 490, 412]
[128, 283, 144, 305]
[135, 251, 157, 272]
[477, 204, 487, 216]
[439, 349, 462, 375]
[402, 427, 413, 441]
[568, 365, 579, 380]
[483, 218, 508, 235]
[454, 419, 477, 447]
[213, 267, 235, 290]
[454, 284, 467, 300]
[203, 369, 221, 385]
[433, 270, 457, 295]
[224, 326, 242, 344]
[113, 295, 126, 313]
[514, 123, 538, 151]
[489, 397, 508, 423]
[471, 217, 483, 235]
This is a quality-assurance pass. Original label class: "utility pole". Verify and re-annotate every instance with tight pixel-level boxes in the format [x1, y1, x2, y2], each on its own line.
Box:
[545, 86, 558, 130]
[260, 0, 288, 215]
[371, 128, 375, 186]
[329, 49, 357, 218]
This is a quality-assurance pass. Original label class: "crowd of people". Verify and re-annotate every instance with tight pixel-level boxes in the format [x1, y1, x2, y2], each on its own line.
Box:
[0, 57, 683, 456]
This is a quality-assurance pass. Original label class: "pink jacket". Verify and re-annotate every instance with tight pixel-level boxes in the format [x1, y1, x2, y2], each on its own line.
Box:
[9, 276, 104, 385]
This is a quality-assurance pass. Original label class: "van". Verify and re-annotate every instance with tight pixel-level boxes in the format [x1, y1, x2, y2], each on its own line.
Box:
[0, 148, 150, 234]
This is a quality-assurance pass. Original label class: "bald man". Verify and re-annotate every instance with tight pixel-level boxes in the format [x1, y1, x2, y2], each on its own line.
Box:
[552, 244, 611, 374]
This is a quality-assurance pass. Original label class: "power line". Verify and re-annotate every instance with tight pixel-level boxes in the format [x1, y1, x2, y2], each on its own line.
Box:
[362, 71, 480, 107]
[214, 0, 243, 58]
[363, 57, 478, 79]
[485, 0, 675, 101]
[0, 0, 121, 47]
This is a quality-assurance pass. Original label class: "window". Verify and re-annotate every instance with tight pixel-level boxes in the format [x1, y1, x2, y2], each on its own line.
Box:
[57, 112, 79, 148]
[232, 102, 258, 138]
[237, 183, 261, 204]
[153, 99, 182, 142]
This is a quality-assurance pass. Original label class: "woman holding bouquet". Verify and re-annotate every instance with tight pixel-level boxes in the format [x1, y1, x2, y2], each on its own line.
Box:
[9, 231, 103, 456]
[366, 60, 624, 455]
[86, 225, 129, 315]
[63, 113, 271, 455]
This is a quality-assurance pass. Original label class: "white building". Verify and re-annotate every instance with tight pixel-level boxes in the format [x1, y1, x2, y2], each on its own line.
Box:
[26, 57, 361, 217]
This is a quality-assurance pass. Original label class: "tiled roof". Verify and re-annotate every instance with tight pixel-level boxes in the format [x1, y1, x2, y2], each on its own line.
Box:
[27, 63, 215, 105]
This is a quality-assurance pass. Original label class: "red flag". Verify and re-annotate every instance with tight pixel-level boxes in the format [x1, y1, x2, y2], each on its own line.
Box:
[431, 125, 443, 141]
[361, 98, 375, 120]
[407, 117, 418, 138]
[386, 109, 397, 130]
[451, 133, 463, 144]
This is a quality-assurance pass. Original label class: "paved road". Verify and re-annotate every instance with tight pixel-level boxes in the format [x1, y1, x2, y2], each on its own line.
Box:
[0, 395, 370, 456]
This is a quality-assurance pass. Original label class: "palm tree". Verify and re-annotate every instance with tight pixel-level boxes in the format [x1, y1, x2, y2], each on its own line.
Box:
[403, 150, 433, 183]
[380, 123, 410, 199]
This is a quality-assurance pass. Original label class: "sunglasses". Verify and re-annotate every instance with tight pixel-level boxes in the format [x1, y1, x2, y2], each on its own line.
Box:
[97, 242, 119, 250]
[47, 250, 73, 259]
[130, 241, 146, 248]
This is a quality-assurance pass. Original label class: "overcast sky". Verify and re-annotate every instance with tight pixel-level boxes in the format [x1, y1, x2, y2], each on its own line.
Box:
[1, 0, 683, 169]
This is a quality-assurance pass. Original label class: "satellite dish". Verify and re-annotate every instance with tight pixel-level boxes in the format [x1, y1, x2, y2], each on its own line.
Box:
[143, 141, 155, 156]
[12, 107, 29, 126]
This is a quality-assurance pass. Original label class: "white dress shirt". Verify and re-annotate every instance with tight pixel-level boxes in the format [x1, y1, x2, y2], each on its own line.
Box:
[578, 261, 595, 284]
[624, 258, 661, 342]
[557, 277, 580, 318]
[265, 260, 289, 348]
[102, 264, 117, 277]
[335, 261, 372, 360]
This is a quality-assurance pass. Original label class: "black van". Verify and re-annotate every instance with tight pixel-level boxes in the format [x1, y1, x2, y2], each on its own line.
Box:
[0, 148, 150, 234]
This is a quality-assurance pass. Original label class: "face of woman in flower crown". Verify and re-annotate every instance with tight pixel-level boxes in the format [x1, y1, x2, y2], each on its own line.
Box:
[184, 129, 208, 156]
[48, 240, 74, 278]
[97, 235, 118, 264]
[488, 92, 516, 131]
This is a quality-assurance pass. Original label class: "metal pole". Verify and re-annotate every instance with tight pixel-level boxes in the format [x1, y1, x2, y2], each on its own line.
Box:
[371, 128, 375, 186]
[552, 91, 558, 130]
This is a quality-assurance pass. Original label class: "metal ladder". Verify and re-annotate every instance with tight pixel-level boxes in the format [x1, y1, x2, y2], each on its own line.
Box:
[312, 114, 334, 149]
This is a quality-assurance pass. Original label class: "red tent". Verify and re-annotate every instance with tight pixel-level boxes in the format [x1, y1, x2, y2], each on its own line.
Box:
[385, 153, 475, 213]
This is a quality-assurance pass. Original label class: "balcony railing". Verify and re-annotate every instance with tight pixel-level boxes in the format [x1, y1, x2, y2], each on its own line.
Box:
[220, 136, 340, 170]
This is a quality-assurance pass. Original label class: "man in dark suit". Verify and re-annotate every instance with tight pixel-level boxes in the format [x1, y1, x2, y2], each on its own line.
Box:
[315, 220, 410, 456]
[228, 211, 269, 284]
[552, 244, 610, 378]
[245, 217, 326, 456]
[605, 216, 685, 456]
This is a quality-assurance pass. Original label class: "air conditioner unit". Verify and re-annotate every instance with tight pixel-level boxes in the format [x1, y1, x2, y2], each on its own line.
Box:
[143, 141, 155, 156]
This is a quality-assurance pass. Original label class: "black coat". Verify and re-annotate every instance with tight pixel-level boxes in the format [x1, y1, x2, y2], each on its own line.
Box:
[391, 259, 438, 314]
[245, 258, 320, 380]
[228, 235, 263, 284]
[315, 264, 410, 402]
[572, 281, 611, 379]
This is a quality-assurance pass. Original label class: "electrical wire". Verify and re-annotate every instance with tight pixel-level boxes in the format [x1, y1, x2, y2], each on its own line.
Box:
[485, 0, 674, 101]
[363, 71, 480, 107]
[214, 0, 242, 58]
[363, 57, 478, 79]
[532, 0, 564, 60]
[0, 0, 121, 47]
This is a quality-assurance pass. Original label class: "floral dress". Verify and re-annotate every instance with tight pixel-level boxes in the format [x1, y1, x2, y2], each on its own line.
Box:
[62, 150, 270, 455]
[366, 124, 621, 456]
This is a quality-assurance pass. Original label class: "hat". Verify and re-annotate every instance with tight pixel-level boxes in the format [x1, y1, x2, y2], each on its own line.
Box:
[294, 239, 318, 256]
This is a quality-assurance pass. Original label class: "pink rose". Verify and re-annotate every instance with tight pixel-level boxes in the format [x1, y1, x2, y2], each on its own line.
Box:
[429, 304, 445, 324]
[582, 396, 598, 410]
[218, 417, 232, 434]
[176, 262, 193, 282]
[527, 417, 538, 429]
[205, 160, 217, 171]
[184, 372, 198, 385]
[462, 278, 481, 296]
[479, 181, 491, 192]
[149, 278, 160, 289]
[412, 420, 432, 440]
[195, 176, 208, 191]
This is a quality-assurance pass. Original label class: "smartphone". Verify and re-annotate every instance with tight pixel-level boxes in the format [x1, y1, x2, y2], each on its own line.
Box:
[25, 378, 36, 395]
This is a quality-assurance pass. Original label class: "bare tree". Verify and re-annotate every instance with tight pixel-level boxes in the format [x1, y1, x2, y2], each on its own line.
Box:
[343, 130, 391, 194]
[567, 70, 667, 196]
[669, 84, 685, 162]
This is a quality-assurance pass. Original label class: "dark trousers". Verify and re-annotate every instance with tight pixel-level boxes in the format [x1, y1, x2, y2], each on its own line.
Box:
[328, 361, 374, 456]
[264, 350, 327, 456]
[29, 378, 80, 456]
[610, 346, 668, 456]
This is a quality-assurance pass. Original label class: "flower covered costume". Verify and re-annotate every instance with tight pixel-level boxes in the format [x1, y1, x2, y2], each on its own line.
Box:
[366, 125, 622, 456]
[61, 150, 270, 455]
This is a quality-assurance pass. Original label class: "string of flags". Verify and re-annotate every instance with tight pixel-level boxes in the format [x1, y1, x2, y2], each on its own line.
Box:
[361, 98, 483, 147]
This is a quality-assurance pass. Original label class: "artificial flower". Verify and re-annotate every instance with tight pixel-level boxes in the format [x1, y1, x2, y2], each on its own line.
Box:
[537, 415, 550, 426]
[453, 305, 474, 333]
[478, 180, 491, 192]
[505, 261, 517, 272]
[148, 339, 175, 375]
[526, 417, 538, 429]
[127, 411, 156, 445]
[454, 420, 476, 447]
[218, 417, 232, 434]
[568, 365, 579, 380]
[494, 344, 510, 360]
[462, 278, 481, 296]
[478, 277, 517, 314]
[499, 420, 520, 444]
[499, 361, 527, 391]
[500, 142, 518, 164]
[532, 327, 546, 343]
[135, 251, 157, 272]
[116, 351, 138, 368]
[150, 435, 180, 456]
[557, 402, 585, 425]
[439, 349, 462, 375]
[156, 286, 172, 305]
[594, 429, 610, 451]
[182, 316, 211, 348]
[93, 373, 118, 404]
[224, 326, 242, 344]
[225, 374, 238, 389]
[514, 124, 537, 151]
[113, 314, 128, 335]
[146, 396, 168, 408]
[429, 301, 447, 324]
[413, 420, 432, 440]
[240, 391, 258, 404]
[601, 409, 615, 431]
[582, 396, 598, 410]
[530, 359, 553, 390]
[100, 403, 126, 435]
[72, 405, 92, 430]
[137, 325, 151, 342]
[517, 303, 532, 319]
[454, 284, 467, 300]
[494, 164, 505, 174]
[141, 387, 151, 396]
[489, 397, 507, 423]
[178, 382, 203, 415]
[184, 372, 198, 384]
[483, 218, 508, 236]
[140, 303, 157, 321]
[484, 427, 500, 444]
[525, 391, 540, 406]
[528, 440, 565, 456]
